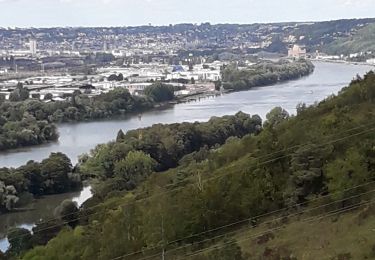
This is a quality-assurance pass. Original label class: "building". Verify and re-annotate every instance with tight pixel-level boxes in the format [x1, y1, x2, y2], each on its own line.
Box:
[29, 40, 37, 56]
[123, 83, 152, 95]
[288, 44, 307, 58]
[366, 58, 375, 65]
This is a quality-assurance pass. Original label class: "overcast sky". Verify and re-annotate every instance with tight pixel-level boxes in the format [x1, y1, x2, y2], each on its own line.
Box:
[0, 0, 374, 28]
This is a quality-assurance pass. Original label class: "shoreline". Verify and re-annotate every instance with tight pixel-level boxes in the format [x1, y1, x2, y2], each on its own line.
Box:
[312, 58, 375, 67]
[0, 65, 315, 155]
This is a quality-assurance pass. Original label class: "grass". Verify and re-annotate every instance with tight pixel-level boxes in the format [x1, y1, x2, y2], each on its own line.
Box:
[236, 203, 375, 259]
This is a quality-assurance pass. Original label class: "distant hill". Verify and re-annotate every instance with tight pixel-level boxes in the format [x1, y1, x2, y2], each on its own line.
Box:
[322, 23, 375, 55]
[1, 18, 375, 56]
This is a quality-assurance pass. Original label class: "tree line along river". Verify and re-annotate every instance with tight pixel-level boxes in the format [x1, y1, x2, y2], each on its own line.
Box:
[0, 61, 374, 252]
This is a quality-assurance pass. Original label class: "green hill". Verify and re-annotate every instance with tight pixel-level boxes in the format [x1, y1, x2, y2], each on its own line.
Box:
[323, 23, 375, 55]
[5, 71, 375, 260]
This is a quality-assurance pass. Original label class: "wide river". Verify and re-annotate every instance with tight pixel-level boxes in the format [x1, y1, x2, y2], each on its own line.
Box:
[1, 61, 374, 168]
[0, 61, 374, 252]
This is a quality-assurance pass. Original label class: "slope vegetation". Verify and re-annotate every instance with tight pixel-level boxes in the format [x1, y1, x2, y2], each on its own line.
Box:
[11, 72, 375, 260]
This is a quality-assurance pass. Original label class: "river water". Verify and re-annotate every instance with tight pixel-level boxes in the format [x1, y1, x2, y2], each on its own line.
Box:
[1, 62, 373, 168]
[0, 61, 374, 252]
[0, 186, 92, 252]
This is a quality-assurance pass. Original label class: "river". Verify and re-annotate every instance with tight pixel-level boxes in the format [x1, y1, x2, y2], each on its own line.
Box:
[0, 186, 92, 252]
[0, 61, 373, 252]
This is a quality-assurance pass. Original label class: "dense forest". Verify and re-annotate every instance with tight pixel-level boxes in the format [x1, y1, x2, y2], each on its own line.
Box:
[2, 71, 373, 259]
[0, 153, 82, 213]
[221, 59, 314, 91]
[79, 111, 262, 199]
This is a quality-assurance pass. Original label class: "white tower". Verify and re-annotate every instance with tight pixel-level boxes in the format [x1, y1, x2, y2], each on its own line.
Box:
[29, 40, 37, 56]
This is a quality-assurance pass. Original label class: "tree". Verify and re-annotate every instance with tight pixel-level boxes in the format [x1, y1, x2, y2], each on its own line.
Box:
[326, 148, 370, 199]
[114, 151, 157, 184]
[7, 228, 32, 254]
[285, 144, 332, 205]
[9, 83, 30, 102]
[144, 82, 175, 102]
[117, 73, 124, 81]
[40, 153, 73, 194]
[214, 80, 222, 91]
[0, 181, 19, 212]
[71, 90, 82, 106]
[107, 73, 124, 82]
[264, 107, 289, 128]
[31, 219, 63, 246]
[116, 129, 126, 142]
[108, 74, 118, 81]
[19, 161, 43, 195]
[44, 93, 53, 100]
[54, 200, 79, 227]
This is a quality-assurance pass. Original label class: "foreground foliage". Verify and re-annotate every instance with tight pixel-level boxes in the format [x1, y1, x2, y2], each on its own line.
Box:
[16, 71, 375, 259]
[80, 111, 262, 198]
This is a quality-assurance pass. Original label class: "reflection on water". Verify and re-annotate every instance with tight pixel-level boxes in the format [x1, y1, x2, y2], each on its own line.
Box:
[0, 186, 92, 252]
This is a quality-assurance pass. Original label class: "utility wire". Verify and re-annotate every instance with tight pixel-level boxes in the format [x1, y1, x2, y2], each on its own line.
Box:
[180, 199, 375, 259]
[110, 188, 375, 259]
[22, 120, 375, 229]
[6, 124, 375, 246]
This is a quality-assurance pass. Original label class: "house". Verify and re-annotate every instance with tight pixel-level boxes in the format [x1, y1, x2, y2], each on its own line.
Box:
[288, 45, 307, 58]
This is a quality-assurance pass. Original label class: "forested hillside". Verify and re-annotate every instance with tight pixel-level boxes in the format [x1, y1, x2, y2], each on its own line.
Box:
[8, 71, 375, 259]
[323, 23, 375, 55]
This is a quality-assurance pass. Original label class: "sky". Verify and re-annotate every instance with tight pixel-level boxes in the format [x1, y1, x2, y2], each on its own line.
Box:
[0, 0, 374, 28]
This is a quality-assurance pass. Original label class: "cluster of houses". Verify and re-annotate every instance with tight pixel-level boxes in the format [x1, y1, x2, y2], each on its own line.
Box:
[0, 62, 223, 101]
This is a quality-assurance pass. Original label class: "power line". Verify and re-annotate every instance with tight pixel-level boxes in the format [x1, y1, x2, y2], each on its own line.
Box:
[180, 199, 375, 259]
[110, 188, 375, 259]
[129, 199, 375, 260]
[6, 123, 375, 246]
[16, 120, 375, 230]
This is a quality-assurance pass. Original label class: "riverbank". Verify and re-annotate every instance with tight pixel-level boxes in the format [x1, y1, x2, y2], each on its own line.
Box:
[18, 71, 375, 260]
[0, 61, 372, 168]
[313, 58, 375, 67]
[221, 59, 315, 92]
[0, 186, 93, 253]
[0, 61, 373, 254]
[0, 60, 315, 154]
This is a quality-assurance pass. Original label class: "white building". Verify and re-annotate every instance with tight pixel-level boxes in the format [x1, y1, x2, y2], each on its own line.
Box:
[167, 69, 221, 82]
[366, 58, 375, 65]
[122, 83, 152, 95]
[23, 76, 74, 85]
[29, 40, 37, 56]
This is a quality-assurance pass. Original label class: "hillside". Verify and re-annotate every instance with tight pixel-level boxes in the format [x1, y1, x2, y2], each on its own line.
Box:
[5, 71, 375, 259]
[323, 23, 375, 55]
[1, 18, 375, 58]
